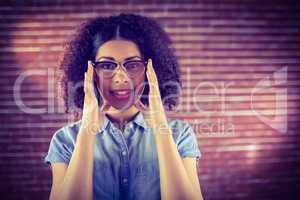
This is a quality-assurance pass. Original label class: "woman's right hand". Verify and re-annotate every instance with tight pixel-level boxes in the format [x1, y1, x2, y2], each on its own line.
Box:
[81, 60, 111, 135]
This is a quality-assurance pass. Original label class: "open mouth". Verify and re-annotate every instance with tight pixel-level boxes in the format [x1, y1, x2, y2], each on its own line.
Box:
[110, 90, 132, 99]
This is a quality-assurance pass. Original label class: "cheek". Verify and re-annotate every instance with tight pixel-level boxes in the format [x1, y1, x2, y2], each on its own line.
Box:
[134, 76, 146, 93]
[96, 78, 110, 97]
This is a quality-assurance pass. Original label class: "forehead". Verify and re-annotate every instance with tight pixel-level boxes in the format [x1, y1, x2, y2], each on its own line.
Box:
[95, 39, 142, 61]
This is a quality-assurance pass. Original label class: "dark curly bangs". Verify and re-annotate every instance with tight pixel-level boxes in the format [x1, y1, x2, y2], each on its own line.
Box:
[59, 13, 182, 114]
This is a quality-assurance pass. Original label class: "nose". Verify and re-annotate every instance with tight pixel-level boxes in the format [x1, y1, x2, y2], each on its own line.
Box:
[112, 68, 130, 84]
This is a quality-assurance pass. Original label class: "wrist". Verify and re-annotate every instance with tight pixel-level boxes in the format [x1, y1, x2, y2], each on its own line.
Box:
[77, 129, 97, 149]
[79, 123, 99, 136]
[153, 123, 172, 136]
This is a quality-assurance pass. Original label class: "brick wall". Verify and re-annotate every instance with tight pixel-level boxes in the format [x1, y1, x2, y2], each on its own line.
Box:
[0, 1, 299, 199]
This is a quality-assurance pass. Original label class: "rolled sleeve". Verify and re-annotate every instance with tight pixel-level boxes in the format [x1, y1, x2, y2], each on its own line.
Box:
[44, 127, 74, 165]
[175, 121, 202, 161]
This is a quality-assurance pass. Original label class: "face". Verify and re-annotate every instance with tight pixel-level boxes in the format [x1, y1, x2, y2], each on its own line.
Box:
[94, 39, 146, 111]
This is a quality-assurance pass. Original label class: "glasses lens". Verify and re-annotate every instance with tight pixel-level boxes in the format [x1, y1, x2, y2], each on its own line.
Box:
[94, 62, 117, 77]
[124, 61, 146, 77]
[93, 60, 146, 78]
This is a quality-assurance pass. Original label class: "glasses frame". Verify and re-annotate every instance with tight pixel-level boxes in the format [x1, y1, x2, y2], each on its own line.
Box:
[91, 59, 148, 78]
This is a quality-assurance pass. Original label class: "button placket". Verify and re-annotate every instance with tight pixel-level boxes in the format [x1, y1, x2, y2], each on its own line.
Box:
[114, 130, 130, 187]
[122, 178, 128, 183]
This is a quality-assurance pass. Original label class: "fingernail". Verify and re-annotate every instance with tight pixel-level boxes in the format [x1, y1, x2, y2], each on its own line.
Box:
[88, 61, 92, 69]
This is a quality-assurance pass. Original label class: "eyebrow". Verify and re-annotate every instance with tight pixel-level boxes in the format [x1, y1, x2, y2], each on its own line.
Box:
[96, 56, 142, 61]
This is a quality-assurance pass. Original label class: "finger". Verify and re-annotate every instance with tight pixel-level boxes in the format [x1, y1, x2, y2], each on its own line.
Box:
[134, 101, 151, 123]
[100, 104, 110, 112]
[147, 59, 158, 84]
[85, 62, 95, 98]
[146, 60, 160, 95]
[84, 72, 88, 93]
[146, 59, 152, 84]
[93, 80, 111, 112]
[134, 99, 143, 111]
[85, 62, 92, 88]
[146, 63, 153, 96]
[134, 99, 147, 112]
[100, 98, 111, 112]
[86, 61, 94, 83]
[92, 72, 111, 112]
[134, 83, 145, 103]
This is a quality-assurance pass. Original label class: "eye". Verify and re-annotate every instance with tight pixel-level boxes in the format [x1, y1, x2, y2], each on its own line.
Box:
[96, 62, 116, 70]
[124, 61, 144, 70]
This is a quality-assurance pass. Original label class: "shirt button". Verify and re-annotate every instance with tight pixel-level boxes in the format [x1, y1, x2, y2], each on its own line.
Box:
[123, 178, 128, 183]
[122, 151, 127, 156]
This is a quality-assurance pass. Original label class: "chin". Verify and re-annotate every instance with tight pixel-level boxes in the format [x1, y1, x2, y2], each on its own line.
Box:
[110, 99, 135, 111]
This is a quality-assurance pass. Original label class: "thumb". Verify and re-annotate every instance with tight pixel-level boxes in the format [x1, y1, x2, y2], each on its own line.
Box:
[134, 100, 147, 112]
[100, 98, 111, 112]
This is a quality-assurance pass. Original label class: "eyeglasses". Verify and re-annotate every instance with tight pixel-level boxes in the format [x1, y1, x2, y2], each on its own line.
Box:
[92, 59, 147, 78]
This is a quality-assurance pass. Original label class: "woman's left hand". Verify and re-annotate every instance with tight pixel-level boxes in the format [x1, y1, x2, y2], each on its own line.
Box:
[134, 59, 170, 132]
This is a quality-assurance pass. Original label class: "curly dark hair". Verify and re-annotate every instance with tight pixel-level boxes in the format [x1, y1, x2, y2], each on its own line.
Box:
[59, 13, 182, 114]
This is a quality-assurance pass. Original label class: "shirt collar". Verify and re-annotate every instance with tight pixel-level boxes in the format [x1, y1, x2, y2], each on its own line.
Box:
[132, 111, 148, 130]
[97, 114, 110, 134]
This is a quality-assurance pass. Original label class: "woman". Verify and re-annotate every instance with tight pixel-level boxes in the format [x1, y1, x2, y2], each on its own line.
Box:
[44, 13, 203, 200]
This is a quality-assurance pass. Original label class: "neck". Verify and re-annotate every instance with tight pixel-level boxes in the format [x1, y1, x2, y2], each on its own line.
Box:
[106, 105, 139, 125]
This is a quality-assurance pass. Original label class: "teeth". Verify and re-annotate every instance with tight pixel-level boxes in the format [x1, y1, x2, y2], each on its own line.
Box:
[115, 91, 129, 95]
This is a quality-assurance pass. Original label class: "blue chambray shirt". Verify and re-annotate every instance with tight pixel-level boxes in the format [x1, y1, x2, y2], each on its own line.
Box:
[44, 111, 201, 200]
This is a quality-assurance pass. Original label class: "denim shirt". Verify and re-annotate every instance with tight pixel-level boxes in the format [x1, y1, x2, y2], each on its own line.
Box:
[44, 111, 201, 200]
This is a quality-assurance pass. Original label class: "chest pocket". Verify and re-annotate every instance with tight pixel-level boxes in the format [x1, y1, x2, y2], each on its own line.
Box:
[131, 160, 161, 200]
[135, 161, 159, 179]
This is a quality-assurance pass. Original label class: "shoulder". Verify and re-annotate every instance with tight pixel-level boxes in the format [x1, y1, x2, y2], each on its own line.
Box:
[51, 120, 82, 144]
[166, 118, 201, 157]
[44, 120, 82, 165]
[166, 118, 195, 138]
